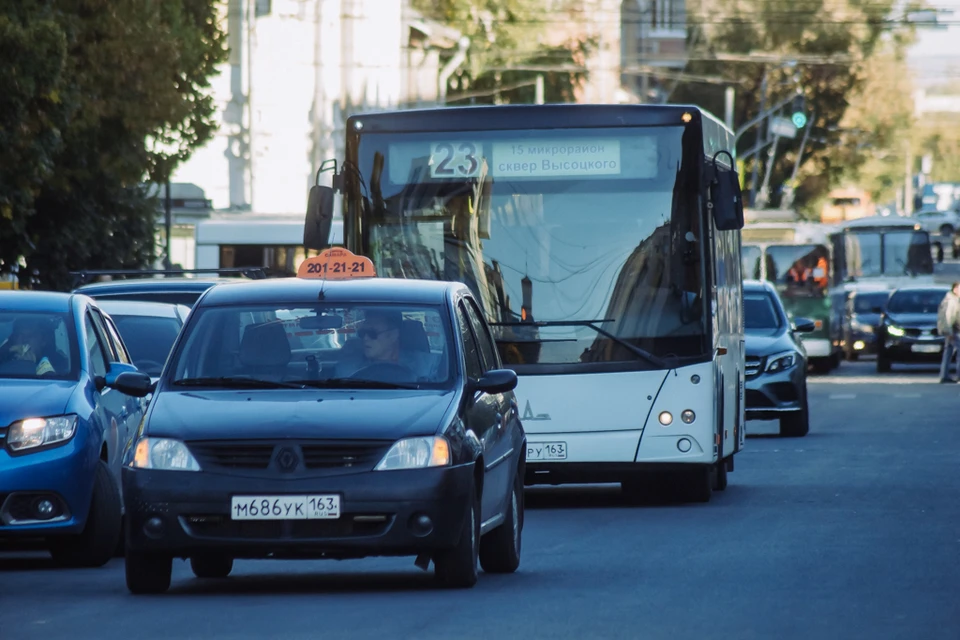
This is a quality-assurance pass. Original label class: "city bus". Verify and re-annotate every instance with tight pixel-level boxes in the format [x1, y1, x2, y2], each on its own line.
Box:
[742, 221, 842, 372]
[302, 104, 746, 503]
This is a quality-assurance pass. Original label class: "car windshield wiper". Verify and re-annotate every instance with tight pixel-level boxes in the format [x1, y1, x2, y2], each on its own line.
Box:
[173, 377, 307, 389]
[490, 319, 669, 369]
[287, 378, 421, 390]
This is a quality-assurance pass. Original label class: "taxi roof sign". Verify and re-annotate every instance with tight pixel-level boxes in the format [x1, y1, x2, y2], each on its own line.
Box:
[297, 248, 376, 280]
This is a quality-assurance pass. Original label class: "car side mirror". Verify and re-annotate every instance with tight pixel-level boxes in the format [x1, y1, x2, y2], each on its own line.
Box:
[792, 317, 816, 333]
[108, 371, 155, 398]
[710, 151, 744, 231]
[471, 369, 518, 395]
[304, 185, 334, 250]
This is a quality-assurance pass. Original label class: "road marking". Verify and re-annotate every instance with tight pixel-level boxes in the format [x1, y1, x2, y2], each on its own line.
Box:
[809, 376, 939, 385]
[829, 394, 856, 399]
[893, 393, 922, 398]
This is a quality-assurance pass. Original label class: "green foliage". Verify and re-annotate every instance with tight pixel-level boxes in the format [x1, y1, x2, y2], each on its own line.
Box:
[671, 0, 919, 211]
[410, 0, 590, 104]
[0, 0, 226, 290]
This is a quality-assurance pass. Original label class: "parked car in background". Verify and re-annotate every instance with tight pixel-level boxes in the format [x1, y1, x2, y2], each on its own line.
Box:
[742, 281, 815, 437]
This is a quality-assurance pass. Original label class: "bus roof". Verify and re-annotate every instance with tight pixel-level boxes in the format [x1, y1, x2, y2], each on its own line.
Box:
[344, 103, 726, 133]
[195, 214, 343, 245]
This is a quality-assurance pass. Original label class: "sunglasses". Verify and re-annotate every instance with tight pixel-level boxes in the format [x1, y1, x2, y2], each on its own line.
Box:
[359, 326, 396, 340]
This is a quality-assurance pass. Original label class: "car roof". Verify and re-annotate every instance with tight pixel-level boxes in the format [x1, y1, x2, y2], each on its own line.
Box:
[0, 290, 77, 313]
[95, 299, 189, 319]
[74, 278, 232, 295]
[890, 285, 950, 294]
[197, 277, 466, 307]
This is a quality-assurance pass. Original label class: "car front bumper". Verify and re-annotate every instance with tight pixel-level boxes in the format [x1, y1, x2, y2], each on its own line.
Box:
[744, 362, 806, 421]
[122, 463, 474, 559]
[880, 335, 944, 362]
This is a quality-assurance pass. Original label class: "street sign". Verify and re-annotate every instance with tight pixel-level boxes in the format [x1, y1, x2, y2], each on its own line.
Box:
[791, 112, 808, 128]
[769, 116, 798, 139]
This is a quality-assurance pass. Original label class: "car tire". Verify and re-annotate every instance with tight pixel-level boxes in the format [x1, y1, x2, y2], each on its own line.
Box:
[780, 396, 809, 437]
[190, 555, 234, 579]
[479, 471, 522, 574]
[126, 551, 173, 594]
[48, 460, 121, 568]
[434, 489, 480, 588]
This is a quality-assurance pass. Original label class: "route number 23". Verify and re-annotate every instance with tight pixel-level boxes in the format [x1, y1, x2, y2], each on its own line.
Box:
[430, 141, 482, 178]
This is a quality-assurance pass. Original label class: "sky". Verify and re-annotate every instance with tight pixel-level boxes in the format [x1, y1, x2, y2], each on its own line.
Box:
[906, 0, 960, 87]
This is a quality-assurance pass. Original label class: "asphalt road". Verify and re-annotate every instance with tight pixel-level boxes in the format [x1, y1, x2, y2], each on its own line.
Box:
[2, 359, 958, 640]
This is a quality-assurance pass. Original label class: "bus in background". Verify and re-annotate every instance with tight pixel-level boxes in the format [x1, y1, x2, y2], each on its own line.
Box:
[742, 219, 842, 373]
[303, 104, 746, 503]
[194, 214, 343, 276]
[821, 187, 874, 224]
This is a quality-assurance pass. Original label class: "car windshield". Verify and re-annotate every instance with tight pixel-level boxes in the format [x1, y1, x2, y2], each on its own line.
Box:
[110, 315, 183, 377]
[744, 293, 782, 333]
[854, 292, 890, 314]
[886, 290, 947, 315]
[0, 311, 79, 381]
[170, 303, 455, 389]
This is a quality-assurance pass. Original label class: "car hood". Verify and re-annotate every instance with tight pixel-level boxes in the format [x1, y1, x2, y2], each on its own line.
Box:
[886, 312, 936, 328]
[745, 331, 795, 357]
[146, 388, 458, 441]
[0, 380, 75, 428]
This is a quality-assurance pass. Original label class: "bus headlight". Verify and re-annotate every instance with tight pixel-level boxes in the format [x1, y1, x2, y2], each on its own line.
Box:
[766, 352, 798, 373]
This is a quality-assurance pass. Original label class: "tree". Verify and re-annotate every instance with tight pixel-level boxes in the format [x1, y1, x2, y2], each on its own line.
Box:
[0, 0, 226, 290]
[670, 0, 919, 212]
[410, 0, 592, 104]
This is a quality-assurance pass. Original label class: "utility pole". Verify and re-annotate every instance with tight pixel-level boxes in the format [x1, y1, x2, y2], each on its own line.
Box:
[780, 109, 815, 210]
[724, 87, 735, 130]
[163, 180, 173, 270]
[749, 68, 770, 207]
[756, 132, 780, 209]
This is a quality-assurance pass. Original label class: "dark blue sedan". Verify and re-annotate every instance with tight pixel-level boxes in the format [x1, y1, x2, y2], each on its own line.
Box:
[0, 291, 148, 566]
[115, 274, 526, 594]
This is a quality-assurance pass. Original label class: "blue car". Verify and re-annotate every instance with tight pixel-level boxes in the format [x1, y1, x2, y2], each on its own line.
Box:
[0, 291, 149, 566]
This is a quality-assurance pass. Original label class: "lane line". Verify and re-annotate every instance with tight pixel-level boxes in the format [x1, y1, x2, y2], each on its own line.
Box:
[829, 393, 856, 399]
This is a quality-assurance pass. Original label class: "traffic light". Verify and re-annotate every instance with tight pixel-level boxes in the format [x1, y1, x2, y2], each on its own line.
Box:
[791, 95, 808, 129]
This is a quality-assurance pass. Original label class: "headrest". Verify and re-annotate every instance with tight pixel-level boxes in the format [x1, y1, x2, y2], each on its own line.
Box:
[239, 321, 291, 368]
[400, 319, 430, 353]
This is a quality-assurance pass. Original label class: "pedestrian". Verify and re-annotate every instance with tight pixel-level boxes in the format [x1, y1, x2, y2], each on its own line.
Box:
[937, 282, 960, 383]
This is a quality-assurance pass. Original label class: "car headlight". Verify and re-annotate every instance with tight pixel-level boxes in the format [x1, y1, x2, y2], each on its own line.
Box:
[886, 324, 905, 337]
[765, 351, 799, 373]
[6, 415, 78, 452]
[130, 437, 201, 471]
[374, 437, 451, 471]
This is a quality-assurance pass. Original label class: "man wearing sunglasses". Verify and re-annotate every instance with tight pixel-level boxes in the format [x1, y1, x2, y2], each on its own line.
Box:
[337, 308, 432, 381]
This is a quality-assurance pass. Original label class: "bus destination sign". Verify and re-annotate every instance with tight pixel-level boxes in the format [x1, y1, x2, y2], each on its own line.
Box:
[492, 139, 621, 178]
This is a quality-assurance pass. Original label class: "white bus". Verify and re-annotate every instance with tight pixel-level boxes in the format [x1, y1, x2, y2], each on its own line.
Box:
[303, 104, 746, 503]
[194, 213, 343, 276]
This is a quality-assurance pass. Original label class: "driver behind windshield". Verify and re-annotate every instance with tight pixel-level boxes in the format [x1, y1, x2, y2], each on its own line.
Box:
[337, 309, 432, 380]
[0, 318, 59, 376]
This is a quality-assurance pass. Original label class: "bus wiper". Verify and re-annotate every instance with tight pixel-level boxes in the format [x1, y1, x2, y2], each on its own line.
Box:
[490, 319, 669, 369]
[288, 378, 421, 390]
[173, 377, 307, 389]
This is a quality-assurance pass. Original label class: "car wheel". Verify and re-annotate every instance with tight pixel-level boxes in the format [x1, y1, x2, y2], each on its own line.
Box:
[434, 488, 480, 588]
[780, 395, 809, 437]
[126, 551, 173, 594]
[190, 555, 234, 579]
[48, 460, 121, 568]
[479, 471, 522, 574]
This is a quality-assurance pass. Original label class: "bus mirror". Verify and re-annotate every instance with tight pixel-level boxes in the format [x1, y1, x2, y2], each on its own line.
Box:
[304, 185, 334, 250]
[710, 151, 744, 231]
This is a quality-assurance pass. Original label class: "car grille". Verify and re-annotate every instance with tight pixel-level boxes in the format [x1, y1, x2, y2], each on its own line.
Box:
[746, 389, 775, 408]
[180, 514, 391, 540]
[745, 356, 765, 379]
[186, 440, 393, 471]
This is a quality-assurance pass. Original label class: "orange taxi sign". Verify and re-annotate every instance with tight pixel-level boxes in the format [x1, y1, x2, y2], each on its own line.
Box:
[297, 248, 376, 279]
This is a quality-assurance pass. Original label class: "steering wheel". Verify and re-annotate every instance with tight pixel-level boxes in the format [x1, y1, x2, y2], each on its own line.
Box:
[350, 362, 415, 381]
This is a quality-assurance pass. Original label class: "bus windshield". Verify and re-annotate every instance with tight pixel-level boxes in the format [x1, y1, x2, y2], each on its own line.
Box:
[764, 244, 830, 297]
[349, 125, 707, 371]
[839, 229, 933, 279]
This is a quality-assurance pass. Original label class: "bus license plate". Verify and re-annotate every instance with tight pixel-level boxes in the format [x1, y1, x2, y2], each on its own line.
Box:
[230, 495, 340, 520]
[911, 344, 941, 354]
[527, 442, 567, 461]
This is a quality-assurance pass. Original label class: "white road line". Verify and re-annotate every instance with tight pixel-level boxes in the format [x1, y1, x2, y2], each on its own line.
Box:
[829, 394, 857, 399]
[893, 393, 922, 398]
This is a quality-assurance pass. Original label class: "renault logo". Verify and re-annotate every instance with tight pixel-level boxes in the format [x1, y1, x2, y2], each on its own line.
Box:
[276, 447, 299, 472]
